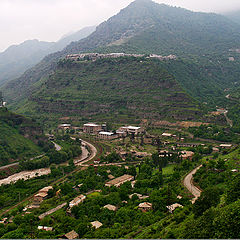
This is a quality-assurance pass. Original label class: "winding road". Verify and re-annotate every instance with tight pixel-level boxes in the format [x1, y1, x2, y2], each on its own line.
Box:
[0, 139, 96, 186]
[183, 165, 202, 204]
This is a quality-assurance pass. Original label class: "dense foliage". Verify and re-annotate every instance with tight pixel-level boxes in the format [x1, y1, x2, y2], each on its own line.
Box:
[0, 108, 48, 166]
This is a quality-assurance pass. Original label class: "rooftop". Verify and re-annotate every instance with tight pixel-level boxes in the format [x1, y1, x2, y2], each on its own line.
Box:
[103, 204, 117, 211]
[105, 174, 134, 186]
[64, 230, 79, 239]
[91, 221, 103, 229]
[99, 131, 115, 136]
[138, 202, 152, 208]
[84, 123, 100, 127]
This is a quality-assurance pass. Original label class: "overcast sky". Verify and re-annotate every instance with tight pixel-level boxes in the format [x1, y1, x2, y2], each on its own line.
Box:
[1, 0, 240, 52]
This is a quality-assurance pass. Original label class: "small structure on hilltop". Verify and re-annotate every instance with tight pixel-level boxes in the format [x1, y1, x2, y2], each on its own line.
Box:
[69, 194, 86, 208]
[138, 202, 153, 212]
[105, 174, 134, 187]
[63, 230, 79, 239]
[103, 204, 117, 211]
[83, 123, 102, 134]
[166, 203, 183, 213]
[91, 221, 103, 229]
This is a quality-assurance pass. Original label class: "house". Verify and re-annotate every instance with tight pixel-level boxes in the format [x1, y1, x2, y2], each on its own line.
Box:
[98, 131, 118, 140]
[177, 195, 183, 199]
[176, 143, 202, 148]
[138, 202, 153, 212]
[134, 151, 152, 158]
[0, 218, 7, 224]
[69, 194, 86, 208]
[219, 144, 232, 149]
[212, 147, 219, 152]
[119, 151, 128, 159]
[108, 174, 115, 179]
[162, 133, 172, 137]
[33, 186, 53, 203]
[129, 193, 149, 200]
[166, 203, 183, 213]
[34, 192, 49, 203]
[91, 221, 103, 229]
[116, 130, 127, 137]
[103, 204, 117, 211]
[180, 151, 194, 160]
[119, 126, 144, 135]
[105, 174, 134, 187]
[83, 123, 102, 134]
[58, 124, 71, 130]
[38, 226, 53, 231]
[63, 230, 79, 239]
[39, 186, 53, 194]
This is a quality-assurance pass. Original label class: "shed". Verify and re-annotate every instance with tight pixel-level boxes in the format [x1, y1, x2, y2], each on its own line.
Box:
[91, 221, 103, 229]
[64, 230, 79, 239]
[103, 204, 117, 211]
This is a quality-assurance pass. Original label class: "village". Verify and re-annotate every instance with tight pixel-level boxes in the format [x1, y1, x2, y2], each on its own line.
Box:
[57, 121, 234, 164]
[0, 115, 238, 238]
[65, 52, 177, 62]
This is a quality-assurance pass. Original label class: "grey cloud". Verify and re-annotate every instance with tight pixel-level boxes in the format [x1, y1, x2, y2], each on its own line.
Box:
[1, 0, 240, 52]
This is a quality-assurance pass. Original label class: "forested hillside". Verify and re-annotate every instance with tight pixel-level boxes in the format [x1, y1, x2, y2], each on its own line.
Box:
[0, 108, 47, 166]
[15, 57, 203, 124]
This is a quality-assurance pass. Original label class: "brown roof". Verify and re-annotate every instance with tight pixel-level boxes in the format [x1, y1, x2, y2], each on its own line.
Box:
[35, 192, 48, 198]
[65, 230, 79, 239]
[105, 174, 134, 186]
[91, 221, 102, 229]
[39, 186, 53, 193]
[103, 204, 117, 211]
[138, 202, 152, 208]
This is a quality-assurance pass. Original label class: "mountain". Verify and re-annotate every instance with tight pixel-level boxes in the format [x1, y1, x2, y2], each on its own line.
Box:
[0, 40, 54, 87]
[3, 0, 240, 116]
[0, 26, 95, 87]
[50, 26, 96, 53]
[15, 56, 203, 124]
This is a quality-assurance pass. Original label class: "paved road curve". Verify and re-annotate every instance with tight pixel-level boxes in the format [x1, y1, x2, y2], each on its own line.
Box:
[183, 165, 202, 204]
[74, 139, 97, 165]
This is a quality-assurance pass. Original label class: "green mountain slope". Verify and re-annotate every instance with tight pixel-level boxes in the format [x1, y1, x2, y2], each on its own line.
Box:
[16, 57, 202, 123]
[0, 108, 44, 166]
[0, 27, 95, 87]
[3, 0, 240, 107]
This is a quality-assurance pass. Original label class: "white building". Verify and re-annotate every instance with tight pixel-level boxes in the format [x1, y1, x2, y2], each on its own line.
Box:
[98, 131, 118, 140]
[119, 126, 144, 135]
[69, 194, 86, 208]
